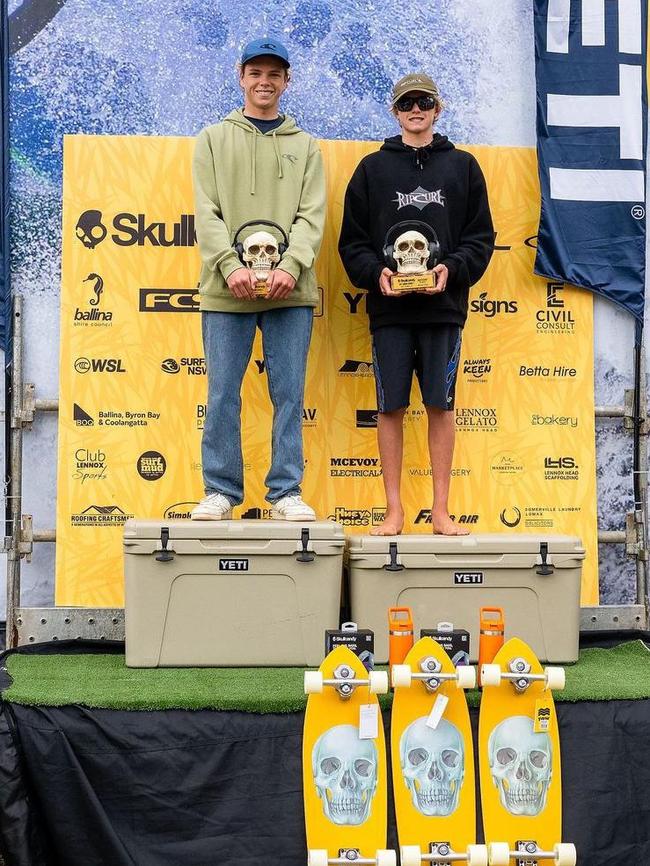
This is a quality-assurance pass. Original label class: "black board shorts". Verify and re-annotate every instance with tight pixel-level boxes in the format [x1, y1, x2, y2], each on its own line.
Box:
[371, 323, 462, 413]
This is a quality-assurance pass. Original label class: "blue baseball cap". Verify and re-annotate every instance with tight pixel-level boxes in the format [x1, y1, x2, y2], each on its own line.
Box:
[241, 37, 290, 68]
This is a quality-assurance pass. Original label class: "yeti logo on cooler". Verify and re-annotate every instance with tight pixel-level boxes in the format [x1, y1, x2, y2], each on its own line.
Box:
[454, 571, 484, 585]
[219, 558, 249, 571]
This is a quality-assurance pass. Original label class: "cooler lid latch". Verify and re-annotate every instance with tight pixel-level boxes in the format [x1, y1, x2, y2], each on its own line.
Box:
[536, 541, 554, 576]
[384, 541, 404, 572]
[296, 527, 315, 563]
[155, 526, 175, 562]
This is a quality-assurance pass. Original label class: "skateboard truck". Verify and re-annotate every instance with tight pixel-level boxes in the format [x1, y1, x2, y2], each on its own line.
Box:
[304, 663, 389, 697]
[480, 658, 565, 692]
[308, 847, 397, 865]
[401, 841, 488, 866]
[391, 656, 476, 691]
[487, 841, 576, 866]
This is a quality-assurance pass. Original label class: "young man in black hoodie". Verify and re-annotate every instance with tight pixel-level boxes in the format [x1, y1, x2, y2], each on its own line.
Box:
[338, 73, 494, 536]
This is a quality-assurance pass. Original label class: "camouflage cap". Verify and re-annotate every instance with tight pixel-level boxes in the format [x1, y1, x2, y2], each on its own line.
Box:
[391, 73, 441, 106]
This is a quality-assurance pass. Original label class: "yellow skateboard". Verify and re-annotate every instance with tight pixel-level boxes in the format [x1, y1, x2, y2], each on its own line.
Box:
[478, 637, 576, 866]
[303, 646, 396, 866]
[390, 636, 487, 866]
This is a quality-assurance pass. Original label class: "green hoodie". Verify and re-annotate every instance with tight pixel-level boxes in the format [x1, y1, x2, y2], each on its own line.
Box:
[193, 109, 326, 312]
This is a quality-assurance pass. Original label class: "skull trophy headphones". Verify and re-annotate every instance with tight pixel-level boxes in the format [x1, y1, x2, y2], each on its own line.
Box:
[233, 220, 290, 261]
[382, 220, 440, 271]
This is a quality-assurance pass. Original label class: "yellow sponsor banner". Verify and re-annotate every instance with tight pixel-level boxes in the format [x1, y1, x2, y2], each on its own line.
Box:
[58, 135, 597, 606]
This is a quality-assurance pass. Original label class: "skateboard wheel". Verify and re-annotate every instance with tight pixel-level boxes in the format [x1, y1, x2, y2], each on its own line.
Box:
[308, 849, 329, 866]
[376, 849, 397, 866]
[456, 665, 476, 689]
[545, 666, 566, 691]
[304, 671, 323, 694]
[467, 844, 488, 866]
[487, 842, 510, 865]
[481, 664, 502, 687]
[369, 670, 389, 694]
[399, 845, 422, 866]
[554, 843, 577, 866]
[391, 665, 412, 688]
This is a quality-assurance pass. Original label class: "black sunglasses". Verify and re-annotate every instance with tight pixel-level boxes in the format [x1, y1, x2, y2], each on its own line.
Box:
[394, 95, 437, 113]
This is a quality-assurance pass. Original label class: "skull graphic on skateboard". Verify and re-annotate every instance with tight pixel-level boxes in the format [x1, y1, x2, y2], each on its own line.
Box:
[478, 637, 576, 866]
[390, 636, 487, 866]
[303, 646, 395, 866]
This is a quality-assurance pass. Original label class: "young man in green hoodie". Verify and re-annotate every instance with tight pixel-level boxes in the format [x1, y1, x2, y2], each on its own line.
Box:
[191, 37, 326, 521]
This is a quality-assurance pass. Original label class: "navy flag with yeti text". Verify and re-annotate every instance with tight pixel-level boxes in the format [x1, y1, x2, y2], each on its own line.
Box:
[534, 0, 647, 320]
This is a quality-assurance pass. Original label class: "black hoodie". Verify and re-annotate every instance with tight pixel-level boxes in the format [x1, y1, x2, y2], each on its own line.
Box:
[338, 134, 494, 331]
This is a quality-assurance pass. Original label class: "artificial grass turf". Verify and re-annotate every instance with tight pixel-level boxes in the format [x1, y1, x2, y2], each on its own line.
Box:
[2, 640, 650, 713]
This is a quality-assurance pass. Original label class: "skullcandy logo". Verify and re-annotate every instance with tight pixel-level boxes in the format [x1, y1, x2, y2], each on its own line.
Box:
[312, 724, 378, 825]
[75, 210, 107, 249]
[488, 716, 552, 816]
[400, 717, 464, 816]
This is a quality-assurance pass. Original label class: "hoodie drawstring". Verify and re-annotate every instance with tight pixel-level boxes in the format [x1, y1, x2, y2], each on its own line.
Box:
[414, 144, 433, 171]
[273, 130, 283, 179]
[250, 132, 257, 195]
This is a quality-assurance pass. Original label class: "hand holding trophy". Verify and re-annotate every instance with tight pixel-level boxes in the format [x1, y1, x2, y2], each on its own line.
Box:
[383, 219, 441, 294]
[233, 219, 290, 298]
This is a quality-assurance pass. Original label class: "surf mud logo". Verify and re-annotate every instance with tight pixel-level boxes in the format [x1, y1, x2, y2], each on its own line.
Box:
[75, 210, 107, 249]
[400, 717, 464, 816]
[312, 724, 378, 825]
[393, 185, 445, 210]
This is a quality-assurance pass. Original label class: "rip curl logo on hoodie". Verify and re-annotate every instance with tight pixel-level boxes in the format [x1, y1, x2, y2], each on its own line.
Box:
[393, 185, 445, 210]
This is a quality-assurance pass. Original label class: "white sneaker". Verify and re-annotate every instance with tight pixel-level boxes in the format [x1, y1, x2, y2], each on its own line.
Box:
[270, 494, 316, 521]
[190, 493, 233, 520]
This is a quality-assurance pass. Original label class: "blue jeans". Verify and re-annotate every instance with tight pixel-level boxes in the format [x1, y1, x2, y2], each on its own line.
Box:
[201, 307, 313, 505]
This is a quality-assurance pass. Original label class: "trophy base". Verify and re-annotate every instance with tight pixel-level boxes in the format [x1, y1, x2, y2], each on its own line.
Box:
[390, 271, 436, 293]
[254, 280, 269, 297]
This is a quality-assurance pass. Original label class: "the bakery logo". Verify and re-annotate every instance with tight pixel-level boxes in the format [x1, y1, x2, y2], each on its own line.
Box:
[74, 357, 126, 374]
[356, 409, 378, 428]
[536, 283, 576, 333]
[415, 509, 479, 525]
[161, 357, 205, 375]
[74, 273, 113, 326]
[500, 506, 522, 528]
[98, 410, 160, 428]
[164, 501, 197, 520]
[490, 451, 525, 485]
[544, 456, 579, 481]
[519, 365, 576, 378]
[330, 457, 382, 478]
[303, 407, 318, 427]
[463, 357, 491, 381]
[196, 404, 206, 430]
[455, 407, 498, 431]
[73, 404, 94, 426]
[139, 288, 200, 312]
[470, 292, 518, 317]
[75, 210, 107, 249]
[137, 451, 166, 481]
[73, 448, 107, 484]
[532, 413, 578, 428]
[339, 359, 373, 376]
[393, 185, 445, 210]
[327, 507, 371, 526]
[344, 291, 366, 314]
[71, 504, 133, 526]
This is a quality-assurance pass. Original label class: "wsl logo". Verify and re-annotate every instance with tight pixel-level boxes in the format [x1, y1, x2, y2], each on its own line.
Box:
[75, 210, 196, 248]
[74, 273, 113, 326]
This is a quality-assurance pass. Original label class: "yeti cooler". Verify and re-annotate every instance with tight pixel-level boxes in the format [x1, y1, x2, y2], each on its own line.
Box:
[124, 519, 345, 667]
[347, 534, 585, 663]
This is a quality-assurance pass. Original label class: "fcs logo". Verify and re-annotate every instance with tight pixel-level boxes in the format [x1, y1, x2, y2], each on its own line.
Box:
[139, 288, 200, 312]
[75, 210, 107, 249]
[500, 506, 521, 528]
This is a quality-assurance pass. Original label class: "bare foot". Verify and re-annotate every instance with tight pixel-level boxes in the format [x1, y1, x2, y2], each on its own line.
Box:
[370, 509, 404, 536]
[431, 513, 470, 536]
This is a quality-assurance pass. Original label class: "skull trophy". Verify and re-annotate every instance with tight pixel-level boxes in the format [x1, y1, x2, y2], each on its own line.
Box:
[389, 228, 436, 293]
[242, 230, 281, 296]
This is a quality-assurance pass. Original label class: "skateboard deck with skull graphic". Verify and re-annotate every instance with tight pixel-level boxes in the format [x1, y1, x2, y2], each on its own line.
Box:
[478, 637, 576, 866]
[390, 636, 486, 866]
[303, 645, 395, 866]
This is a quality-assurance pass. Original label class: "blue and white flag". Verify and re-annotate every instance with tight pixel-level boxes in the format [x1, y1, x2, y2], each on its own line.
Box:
[534, 0, 647, 320]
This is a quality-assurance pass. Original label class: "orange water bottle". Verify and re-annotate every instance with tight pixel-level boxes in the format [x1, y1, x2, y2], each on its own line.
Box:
[388, 606, 414, 670]
[478, 606, 505, 685]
